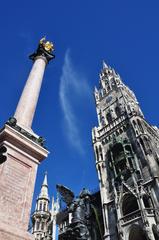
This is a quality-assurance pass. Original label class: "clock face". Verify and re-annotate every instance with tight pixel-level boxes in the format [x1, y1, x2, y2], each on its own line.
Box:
[106, 95, 112, 103]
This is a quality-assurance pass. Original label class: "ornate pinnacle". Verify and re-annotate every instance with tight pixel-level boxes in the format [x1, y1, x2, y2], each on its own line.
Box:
[103, 60, 109, 69]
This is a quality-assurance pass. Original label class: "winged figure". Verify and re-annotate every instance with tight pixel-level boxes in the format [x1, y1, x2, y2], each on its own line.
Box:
[56, 184, 75, 206]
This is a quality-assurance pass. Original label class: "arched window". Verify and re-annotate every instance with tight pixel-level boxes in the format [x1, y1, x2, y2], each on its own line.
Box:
[98, 165, 102, 181]
[107, 85, 111, 92]
[43, 202, 47, 211]
[143, 136, 152, 154]
[137, 119, 144, 133]
[115, 106, 121, 117]
[103, 88, 106, 96]
[140, 138, 147, 155]
[41, 222, 44, 230]
[39, 202, 42, 211]
[36, 221, 40, 230]
[99, 91, 102, 100]
[122, 193, 139, 216]
[119, 128, 123, 134]
[132, 120, 137, 128]
[106, 112, 112, 123]
[143, 195, 151, 208]
[101, 116, 105, 126]
[99, 145, 103, 161]
[95, 146, 99, 161]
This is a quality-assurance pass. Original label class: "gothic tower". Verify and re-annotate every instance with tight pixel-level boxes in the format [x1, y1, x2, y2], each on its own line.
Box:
[92, 62, 159, 240]
[32, 173, 59, 240]
[32, 173, 52, 240]
[0, 38, 54, 240]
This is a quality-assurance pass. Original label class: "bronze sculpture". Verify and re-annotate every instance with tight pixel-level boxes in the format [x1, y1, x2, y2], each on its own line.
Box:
[56, 185, 102, 240]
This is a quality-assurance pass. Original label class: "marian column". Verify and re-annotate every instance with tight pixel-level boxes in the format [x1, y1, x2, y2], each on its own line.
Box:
[14, 37, 55, 130]
[0, 38, 55, 240]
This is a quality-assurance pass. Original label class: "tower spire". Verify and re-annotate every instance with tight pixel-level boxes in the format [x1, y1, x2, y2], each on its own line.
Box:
[103, 60, 109, 69]
[43, 171, 48, 186]
[32, 172, 52, 239]
[14, 37, 55, 131]
[39, 171, 49, 200]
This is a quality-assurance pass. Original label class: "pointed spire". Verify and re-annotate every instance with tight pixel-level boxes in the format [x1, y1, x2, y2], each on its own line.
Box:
[39, 172, 49, 200]
[103, 60, 109, 69]
[94, 86, 98, 93]
[42, 171, 48, 186]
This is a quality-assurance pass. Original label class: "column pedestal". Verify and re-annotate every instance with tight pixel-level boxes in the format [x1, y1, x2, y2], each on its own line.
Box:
[0, 124, 48, 240]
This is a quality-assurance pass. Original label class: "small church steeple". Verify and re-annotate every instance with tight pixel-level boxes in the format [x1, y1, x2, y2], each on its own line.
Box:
[32, 173, 52, 240]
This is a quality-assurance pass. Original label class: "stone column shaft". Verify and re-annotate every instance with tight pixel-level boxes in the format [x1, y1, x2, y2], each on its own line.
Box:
[14, 56, 47, 130]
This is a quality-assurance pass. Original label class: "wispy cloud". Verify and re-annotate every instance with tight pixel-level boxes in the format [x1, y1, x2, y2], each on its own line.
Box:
[59, 50, 91, 155]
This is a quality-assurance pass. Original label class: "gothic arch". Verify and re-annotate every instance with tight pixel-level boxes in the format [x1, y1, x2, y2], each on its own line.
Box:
[132, 120, 137, 127]
[106, 112, 112, 123]
[119, 128, 123, 134]
[99, 145, 103, 161]
[39, 201, 42, 211]
[137, 119, 144, 133]
[128, 225, 147, 240]
[115, 106, 121, 117]
[122, 193, 139, 216]
[95, 146, 99, 161]
[43, 202, 47, 211]
[143, 136, 152, 154]
[139, 138, 147, 155]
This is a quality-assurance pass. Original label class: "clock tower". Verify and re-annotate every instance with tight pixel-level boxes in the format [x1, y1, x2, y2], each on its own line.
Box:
[92, 62, 159, 240]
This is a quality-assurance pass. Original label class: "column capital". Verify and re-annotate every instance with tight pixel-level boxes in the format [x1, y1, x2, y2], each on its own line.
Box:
[29, 37, 55, 63]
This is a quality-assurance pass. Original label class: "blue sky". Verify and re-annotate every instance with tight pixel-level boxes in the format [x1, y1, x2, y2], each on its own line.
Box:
[0, 0, 159, 220]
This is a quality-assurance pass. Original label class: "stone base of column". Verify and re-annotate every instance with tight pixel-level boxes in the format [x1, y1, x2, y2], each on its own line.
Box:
[0, 124, 48, 237]
[0, 222, 34, 240]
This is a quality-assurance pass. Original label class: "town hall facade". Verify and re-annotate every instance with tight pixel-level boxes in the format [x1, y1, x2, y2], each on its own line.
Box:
[92, 62, 159, 240]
